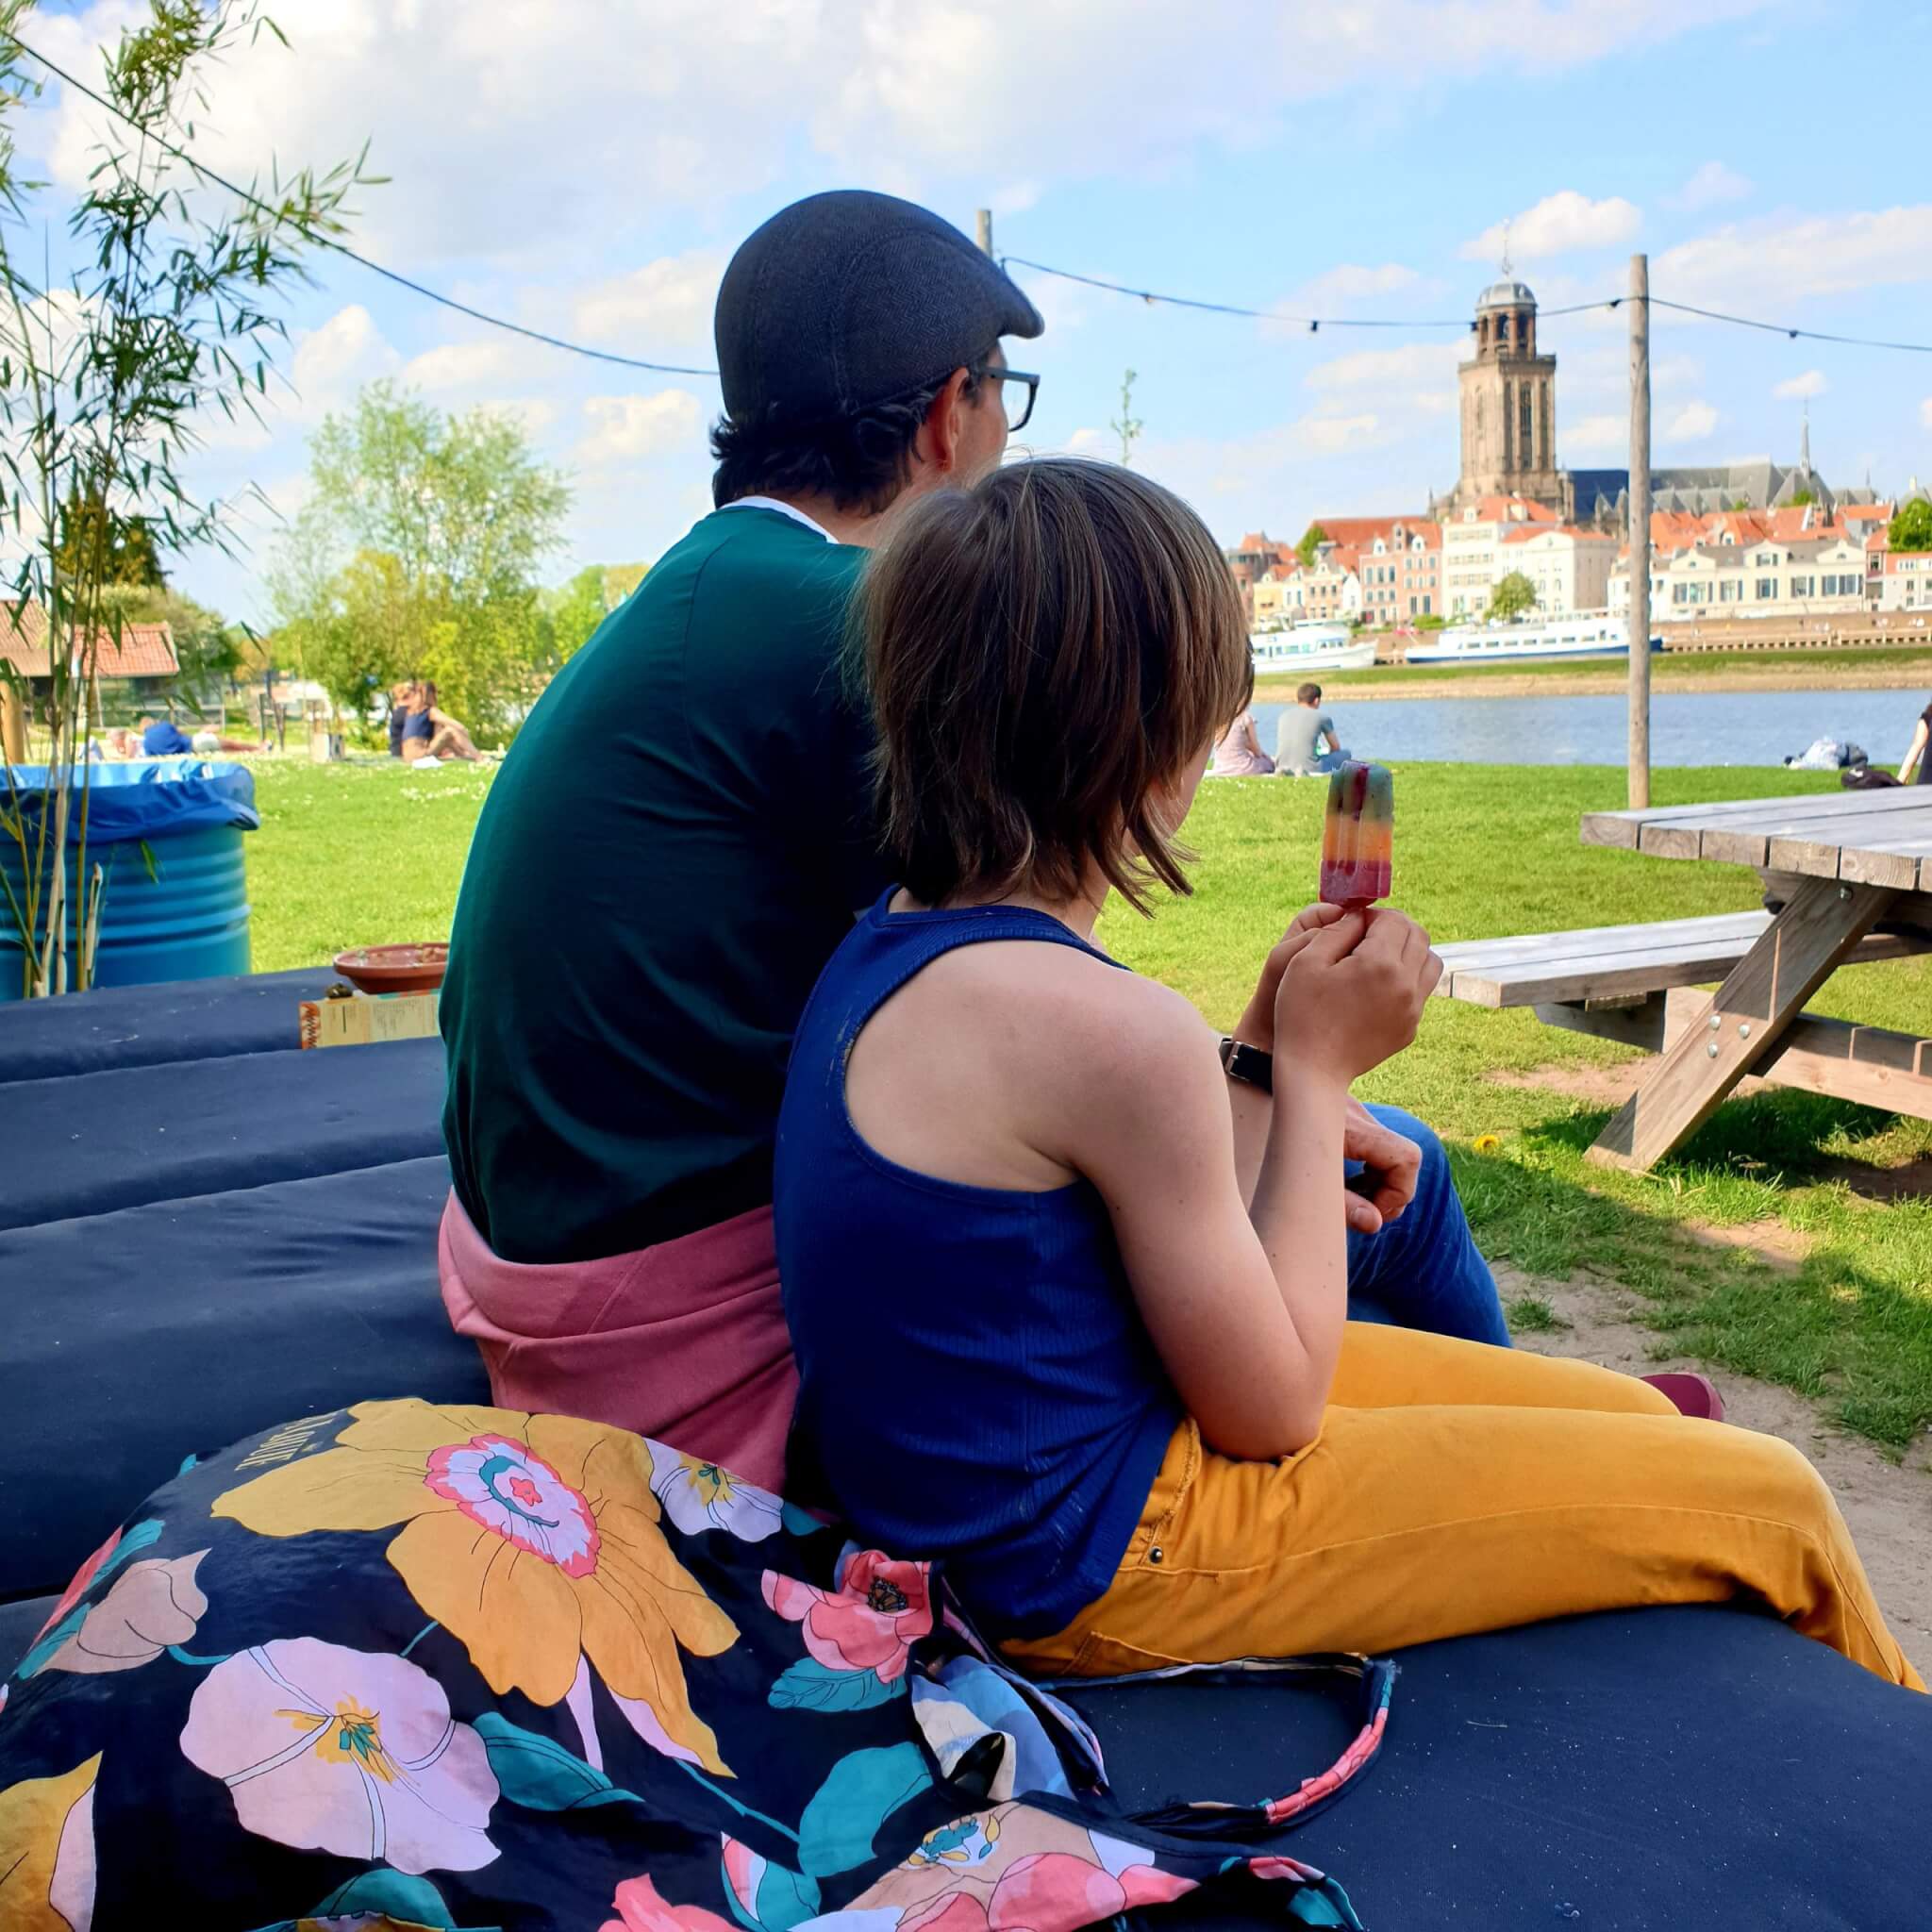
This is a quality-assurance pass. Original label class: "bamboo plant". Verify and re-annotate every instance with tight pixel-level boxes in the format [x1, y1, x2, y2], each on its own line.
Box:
[0, 0, 369, 994]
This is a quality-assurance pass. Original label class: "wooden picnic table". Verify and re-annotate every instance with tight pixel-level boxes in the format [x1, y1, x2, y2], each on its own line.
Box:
[1577, 788, 1932, 1169]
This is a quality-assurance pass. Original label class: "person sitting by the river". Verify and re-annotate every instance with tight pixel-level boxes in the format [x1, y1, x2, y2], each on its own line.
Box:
[1274, 681, 1348, 775]
[137, 714, 265, 757]
[1208, 705, 1274, 776]
[389, 681, 419, 758]
[400, 682, 483, 763]
[773, 453, 1924, 1696]
[1896, 694, 1932, 785]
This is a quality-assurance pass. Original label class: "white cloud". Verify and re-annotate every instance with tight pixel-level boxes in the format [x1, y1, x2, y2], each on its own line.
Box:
[290, 303, 400, 405]
[1667, 162, 1751, 212]
[571, 251, 724, 350]
[1665, 401, 1719, 442]
[33, 0, 1777, 265]
[1564, 413, 1626, 456]
[575, 391, 707, 468]
[1656, 207, 1932, 309]
[400, 341, 522, 391]
[1059, 427, 1108, 456]
[1921, 398, 1932, 432]
[1462, 192, 1641, 262]
[1773, 370, 1828, 401]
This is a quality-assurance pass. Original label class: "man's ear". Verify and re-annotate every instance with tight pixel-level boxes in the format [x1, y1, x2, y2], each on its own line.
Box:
[912, 367, 974, 477]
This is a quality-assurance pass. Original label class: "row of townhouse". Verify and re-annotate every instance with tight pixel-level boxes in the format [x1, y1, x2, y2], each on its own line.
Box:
[1238, 517, 1443, 628]
[1607, 505, 1892, 622]
[1234, 495, 1928, 628]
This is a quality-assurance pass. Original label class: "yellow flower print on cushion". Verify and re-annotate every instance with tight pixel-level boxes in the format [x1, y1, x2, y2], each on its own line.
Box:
[212, 1399, 739, 1773]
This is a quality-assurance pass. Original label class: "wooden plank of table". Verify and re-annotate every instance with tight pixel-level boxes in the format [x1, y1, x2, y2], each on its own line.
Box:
[1444, 924, 1926, 1008]
[1840, 835, 1932, 891]
[1699, 794, 1932, 869]
[1770, 807, 1932, 881]
[1585, 876, 1899, 1171]
[1538, 990, 1932, 1123]
[1434, 910, 1769, 978]
[1581, 788, 1932, 854]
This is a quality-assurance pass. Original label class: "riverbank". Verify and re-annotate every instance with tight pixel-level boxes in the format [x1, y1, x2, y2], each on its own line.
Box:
[1257, 644, 1932, 704]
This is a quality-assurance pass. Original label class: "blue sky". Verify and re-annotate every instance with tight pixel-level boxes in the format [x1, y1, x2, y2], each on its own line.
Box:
[17, 0, 1932, 622]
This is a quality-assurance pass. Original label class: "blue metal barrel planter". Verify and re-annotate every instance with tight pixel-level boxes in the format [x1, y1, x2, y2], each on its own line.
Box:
[0, 758, 259, 999]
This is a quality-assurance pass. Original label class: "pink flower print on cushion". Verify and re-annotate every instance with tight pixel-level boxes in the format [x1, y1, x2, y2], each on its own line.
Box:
[43, 1553, 208, 1674]
[180, 1637, 499, 1874]
[602, 1873, 738, 1932]
[761, 1551, 934, 1684]
[424, 1436, 600, 1577]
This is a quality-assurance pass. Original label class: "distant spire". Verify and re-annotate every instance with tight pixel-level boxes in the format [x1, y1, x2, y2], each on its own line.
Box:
[1499, 219, 1513, 277]
[1799, 399, 1812, 474]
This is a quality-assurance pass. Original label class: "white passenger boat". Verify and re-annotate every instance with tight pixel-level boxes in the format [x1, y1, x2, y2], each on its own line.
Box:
[1405, 613, 1663, 665]
[1249, 622, 1378, 675]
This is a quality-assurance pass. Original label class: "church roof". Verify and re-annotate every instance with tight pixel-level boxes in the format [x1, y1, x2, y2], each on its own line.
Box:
[1477, 278, 1536, 312]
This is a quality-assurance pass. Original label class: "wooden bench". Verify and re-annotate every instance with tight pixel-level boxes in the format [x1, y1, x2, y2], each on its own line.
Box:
[1433, 912, 1932, 1129]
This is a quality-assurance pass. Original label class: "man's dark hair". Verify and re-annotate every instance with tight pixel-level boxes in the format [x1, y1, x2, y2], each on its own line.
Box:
[710, 365, 985, 519]
[858, 458, 1252, 917]
[1296, 682, 1323, 705]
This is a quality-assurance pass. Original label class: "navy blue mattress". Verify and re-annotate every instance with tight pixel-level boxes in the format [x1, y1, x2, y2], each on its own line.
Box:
[3, 970, 1927, 1930]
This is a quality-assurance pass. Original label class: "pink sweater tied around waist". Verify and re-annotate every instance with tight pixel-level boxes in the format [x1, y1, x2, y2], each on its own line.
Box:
[438, 1190, 795, 1495]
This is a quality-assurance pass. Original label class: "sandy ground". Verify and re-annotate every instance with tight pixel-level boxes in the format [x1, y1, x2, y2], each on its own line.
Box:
[1503, 1265, 1932, 1680]
[1255, 662, 1932, 703]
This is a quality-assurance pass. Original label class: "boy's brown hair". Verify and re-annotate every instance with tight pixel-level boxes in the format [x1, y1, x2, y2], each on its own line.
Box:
[857, 457, 1252, 915]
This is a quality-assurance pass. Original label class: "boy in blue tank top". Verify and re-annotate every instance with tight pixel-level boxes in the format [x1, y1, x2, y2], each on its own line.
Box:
[773, 458, 1919, 1690]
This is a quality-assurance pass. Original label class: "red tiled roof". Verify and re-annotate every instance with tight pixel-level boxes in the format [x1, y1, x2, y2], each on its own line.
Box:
[0, 599, 177, 679]
[1308, 514, 1436, 551]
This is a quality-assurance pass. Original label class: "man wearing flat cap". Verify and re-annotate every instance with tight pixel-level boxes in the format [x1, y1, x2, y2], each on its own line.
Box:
[438, 192, 1044, 1482]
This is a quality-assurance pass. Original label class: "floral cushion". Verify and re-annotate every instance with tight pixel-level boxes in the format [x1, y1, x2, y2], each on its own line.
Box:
[0, 1398, 1383, 1932]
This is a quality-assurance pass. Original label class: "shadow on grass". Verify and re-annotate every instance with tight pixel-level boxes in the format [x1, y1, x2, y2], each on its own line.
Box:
[1444, 1091, 1932, 1453]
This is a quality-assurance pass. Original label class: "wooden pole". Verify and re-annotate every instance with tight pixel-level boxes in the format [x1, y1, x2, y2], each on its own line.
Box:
[0, 680, 24, 765]
[975, 208, 993, 258]
[1627, 252, 1652, 809]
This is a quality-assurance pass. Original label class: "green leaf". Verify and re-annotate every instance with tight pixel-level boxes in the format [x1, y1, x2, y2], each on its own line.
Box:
[310, 1868, 458, 1927]
[473, 1711, 641, 1812]
[796, 1743, 932, 1878]
[755, 1859, 821, 1931]
[768, 1657, 904, 1714]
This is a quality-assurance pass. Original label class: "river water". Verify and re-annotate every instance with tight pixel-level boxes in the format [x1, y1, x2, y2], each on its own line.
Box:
[1250, 687, 1926, 769]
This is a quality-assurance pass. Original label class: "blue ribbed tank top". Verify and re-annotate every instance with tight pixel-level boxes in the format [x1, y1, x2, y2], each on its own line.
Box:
[774, 891, 1182, 1640]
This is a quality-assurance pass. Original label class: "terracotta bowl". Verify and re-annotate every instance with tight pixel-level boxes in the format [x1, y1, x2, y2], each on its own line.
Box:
[331, 942, 449, 995]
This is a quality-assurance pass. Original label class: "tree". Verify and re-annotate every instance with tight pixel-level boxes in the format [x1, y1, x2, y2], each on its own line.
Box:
[1111, 370, 1142, 467]
[540, 564, 611, 668]
[274, 382, 572, 733]
[0, 0, 370, 994]
[1296, 524, 1328, 569]
[1488, 571, 1537, 620]
[1789, 488, 1817, 508]
[55, 490, 166, 590]
[1890, 499, 1932, 554]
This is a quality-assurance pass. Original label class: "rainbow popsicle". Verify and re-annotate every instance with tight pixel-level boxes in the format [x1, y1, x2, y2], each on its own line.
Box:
[1319, 761, 1393, 907]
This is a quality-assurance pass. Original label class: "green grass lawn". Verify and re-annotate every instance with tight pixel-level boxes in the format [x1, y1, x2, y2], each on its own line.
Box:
[1255, 642, 1932, 698]
[246, 758, 1932, 1455]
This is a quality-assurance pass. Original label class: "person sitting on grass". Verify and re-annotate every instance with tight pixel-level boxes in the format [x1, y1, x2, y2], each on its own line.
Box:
[137, 713, 266, 757]
[1208, 704, 1274, 776]
[773, 457, 1923, 1693]
[401, 681, 482, 763]
[1274, 680, 1347, 776]
[389, 682, 420, 758]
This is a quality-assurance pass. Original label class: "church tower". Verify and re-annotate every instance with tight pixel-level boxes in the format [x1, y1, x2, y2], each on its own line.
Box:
[1454, 265, 1562, 513]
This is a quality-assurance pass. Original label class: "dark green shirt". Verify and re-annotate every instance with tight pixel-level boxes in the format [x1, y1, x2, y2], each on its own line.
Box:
[441, 507, 885, 1262]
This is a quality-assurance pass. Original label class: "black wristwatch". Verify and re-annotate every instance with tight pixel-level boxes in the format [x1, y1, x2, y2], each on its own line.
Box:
[1219, 1036, 1274, 1094]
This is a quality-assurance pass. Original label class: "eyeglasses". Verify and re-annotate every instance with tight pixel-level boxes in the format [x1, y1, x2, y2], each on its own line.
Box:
[974, 364, 1041, 433]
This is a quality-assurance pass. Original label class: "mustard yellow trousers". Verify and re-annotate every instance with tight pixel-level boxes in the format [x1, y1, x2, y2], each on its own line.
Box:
[1006, 1322, 1923, 1691]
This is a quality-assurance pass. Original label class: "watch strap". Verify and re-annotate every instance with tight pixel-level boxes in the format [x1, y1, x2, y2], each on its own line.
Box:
[1218, 1036, 1274, 1094]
